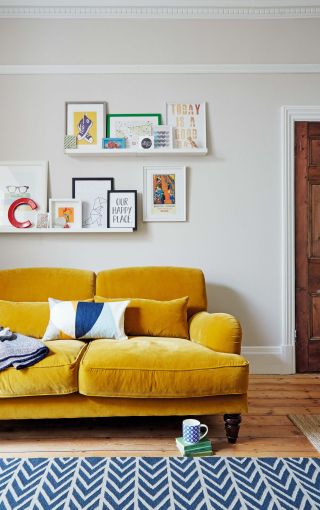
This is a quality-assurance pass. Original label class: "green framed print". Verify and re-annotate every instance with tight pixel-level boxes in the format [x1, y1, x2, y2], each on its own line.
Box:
[107, 114, 161, 149]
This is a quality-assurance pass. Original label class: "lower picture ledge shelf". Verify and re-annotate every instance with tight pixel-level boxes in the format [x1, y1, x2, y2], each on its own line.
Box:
[0, 227, 134, 234]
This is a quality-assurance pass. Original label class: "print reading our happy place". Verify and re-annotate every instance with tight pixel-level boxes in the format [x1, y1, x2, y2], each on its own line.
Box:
[111, 196, 135, 226]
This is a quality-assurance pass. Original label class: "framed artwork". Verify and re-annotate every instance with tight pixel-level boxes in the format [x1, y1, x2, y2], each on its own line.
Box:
[36, 213, 49, 229]
[107, 114, 161, 149]
[107, 190, 137, 230]
[0, 161, 48, 228]
[66, 102, 106, 150]
[152, 125, 173, 149]
[143, 166, 186, 222]
[166, 102, 206, 149]
[102, 138, 126, 149]
[49, 199, 82, 229]
[72, 177, 114, 229]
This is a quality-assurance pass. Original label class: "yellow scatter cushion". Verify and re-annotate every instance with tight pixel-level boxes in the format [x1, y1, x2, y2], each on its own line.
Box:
[0, 298, 94, 339]
[95, 296, 189, 339]
[0, 300, 50, 339]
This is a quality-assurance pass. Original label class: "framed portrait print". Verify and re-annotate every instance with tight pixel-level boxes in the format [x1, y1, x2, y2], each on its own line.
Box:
[72, 177, 114, 229]
[166, 102, 206, 149]
[66, 102, 106, 151]
[107, 190, 137, 230]
[49, 199, 82, 229]
[0, 161, 48, 228]
[107, 114, 161, 149]
[143, 166, 186, 222]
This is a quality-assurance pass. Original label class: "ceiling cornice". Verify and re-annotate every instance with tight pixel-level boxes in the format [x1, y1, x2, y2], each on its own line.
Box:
[1, 5, 320, 19]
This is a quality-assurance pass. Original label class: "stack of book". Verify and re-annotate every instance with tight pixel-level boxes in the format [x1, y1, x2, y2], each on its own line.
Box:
[176, 437, 213, 457]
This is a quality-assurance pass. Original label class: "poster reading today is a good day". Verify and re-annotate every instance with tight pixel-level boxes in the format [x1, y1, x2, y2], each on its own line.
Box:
[166, 103, 206, 149]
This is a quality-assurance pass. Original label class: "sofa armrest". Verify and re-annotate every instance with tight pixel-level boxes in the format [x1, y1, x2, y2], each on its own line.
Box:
[189, 312, 242, 355]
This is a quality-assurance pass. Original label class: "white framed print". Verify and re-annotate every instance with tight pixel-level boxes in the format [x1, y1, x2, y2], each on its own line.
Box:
[49, 199, 82, 229]
[107, 190, 137, 230]
[166, 102, 206, 149]
[66, 102, 106, 151]
[72, 177, 114, 229]
[0, 161, 48, 228]
[143, 166, 186, 222]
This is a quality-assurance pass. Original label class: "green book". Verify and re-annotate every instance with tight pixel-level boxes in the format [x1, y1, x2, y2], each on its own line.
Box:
[176, 443, 212, 456]
[184, 449, 213, 457]
[176, 438, 212, 456]
[176, 437, 211, 452]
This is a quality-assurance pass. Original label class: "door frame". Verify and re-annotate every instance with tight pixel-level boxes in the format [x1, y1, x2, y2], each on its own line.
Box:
[282, 106, 320, 373]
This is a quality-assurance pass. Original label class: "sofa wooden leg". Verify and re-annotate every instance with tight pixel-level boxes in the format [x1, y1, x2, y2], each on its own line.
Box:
[224, 414, 241, 444]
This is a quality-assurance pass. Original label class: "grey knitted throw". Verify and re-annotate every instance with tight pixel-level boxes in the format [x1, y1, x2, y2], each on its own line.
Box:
[0, 328, 49, 371]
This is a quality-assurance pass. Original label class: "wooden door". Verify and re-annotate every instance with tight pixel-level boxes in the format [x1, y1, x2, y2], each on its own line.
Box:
[295, 121, 320, 372]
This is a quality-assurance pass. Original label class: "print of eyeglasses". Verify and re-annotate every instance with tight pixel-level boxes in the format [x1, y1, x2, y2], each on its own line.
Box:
[6, 186, 29, 193]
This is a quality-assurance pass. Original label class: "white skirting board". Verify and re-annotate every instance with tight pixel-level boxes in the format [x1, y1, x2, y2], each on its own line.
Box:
[242, 345, 295, 374]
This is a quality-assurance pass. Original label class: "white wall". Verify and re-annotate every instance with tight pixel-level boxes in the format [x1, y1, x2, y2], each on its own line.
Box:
[1, 18, 320, 372]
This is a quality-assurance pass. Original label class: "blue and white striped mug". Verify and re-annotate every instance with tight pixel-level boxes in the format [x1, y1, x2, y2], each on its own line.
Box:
[183, 419, 208, 444]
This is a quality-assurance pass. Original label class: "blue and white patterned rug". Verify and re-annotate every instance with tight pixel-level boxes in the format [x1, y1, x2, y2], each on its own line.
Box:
[0, 456, 319, 509]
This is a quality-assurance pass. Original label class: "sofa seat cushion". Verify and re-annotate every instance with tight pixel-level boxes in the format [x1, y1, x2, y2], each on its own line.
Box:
[0, 340, 86, 398]
[79, 337, 249, 398]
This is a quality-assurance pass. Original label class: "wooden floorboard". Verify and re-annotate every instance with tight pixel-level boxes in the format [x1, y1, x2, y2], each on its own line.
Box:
[0, 374, 319, 458]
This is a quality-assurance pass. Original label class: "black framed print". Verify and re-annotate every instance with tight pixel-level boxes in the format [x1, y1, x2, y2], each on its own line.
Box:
[107, 190, 137, 230]
[72, 177, 114, 229]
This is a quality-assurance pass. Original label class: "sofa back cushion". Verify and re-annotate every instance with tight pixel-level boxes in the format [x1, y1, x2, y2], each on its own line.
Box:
[0, 300, 49, 338]
[0, 268, 95, 302]
[0, 298, 94, 339]
[96, 267, 207, 318]
[95, 296, 189, 338]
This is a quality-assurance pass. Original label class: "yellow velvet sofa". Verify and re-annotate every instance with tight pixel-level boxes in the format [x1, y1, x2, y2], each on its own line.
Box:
[0, 267, 249, 443]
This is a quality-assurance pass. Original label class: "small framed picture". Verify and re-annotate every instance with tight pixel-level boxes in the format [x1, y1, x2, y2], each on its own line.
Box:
[152, 125, 173, 149]
[64, 135, 77, 149]
[66, 102, 106, 151]
[166, 102, 206, 149]
[72, 177, 114, 229]
[49, 199, 82, 229]
[102, 138, 126, 149]
[36, 212, 49, 229]
[107, 190, 137, 230]
[143, 166, 186, 222]
[107, 114, 161, 149]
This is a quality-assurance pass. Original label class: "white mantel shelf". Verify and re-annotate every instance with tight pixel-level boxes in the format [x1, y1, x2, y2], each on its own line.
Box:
[0, 227, 133, 234]
[65, 148, 208, 156]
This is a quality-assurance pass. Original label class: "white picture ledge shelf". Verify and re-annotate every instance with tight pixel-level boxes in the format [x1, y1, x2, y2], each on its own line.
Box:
[65, 148, 208, 157]
[0, 227, 133, 234]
